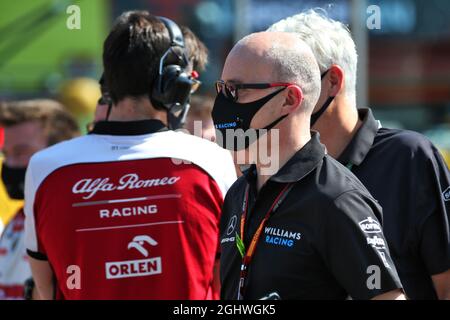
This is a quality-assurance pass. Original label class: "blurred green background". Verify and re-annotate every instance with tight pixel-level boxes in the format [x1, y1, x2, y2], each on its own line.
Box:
[0, 0, 108, 94]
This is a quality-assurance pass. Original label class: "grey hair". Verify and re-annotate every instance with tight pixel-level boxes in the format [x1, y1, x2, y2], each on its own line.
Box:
[268, 9, 358, 106]
[263, 38, 321, 114]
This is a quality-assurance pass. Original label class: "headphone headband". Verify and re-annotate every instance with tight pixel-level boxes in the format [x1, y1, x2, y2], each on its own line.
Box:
[151, 16, 197, 130]
[157, 16, 185, 48]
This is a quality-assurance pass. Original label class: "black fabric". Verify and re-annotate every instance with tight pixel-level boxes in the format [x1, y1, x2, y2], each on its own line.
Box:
[27, 249, 48, 261]
[157, 16, 185, 48]
[151, 17, 192, 130]
[220, 132, 402, 300]
[337, 108, 450, 299]
[91, 119, 168, 136]
[212, 89, 286, 151]
[310, 69, 335, 127]
[1, 163, 26, 200]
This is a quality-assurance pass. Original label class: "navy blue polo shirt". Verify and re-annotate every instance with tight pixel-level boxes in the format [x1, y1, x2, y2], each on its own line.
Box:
[220, 132, 402, 300]
[338, 108, 450, 299]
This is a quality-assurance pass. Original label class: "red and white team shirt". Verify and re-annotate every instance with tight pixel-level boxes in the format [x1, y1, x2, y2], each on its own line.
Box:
[0, 210, 31, 299]
[24, 120, 236, 300]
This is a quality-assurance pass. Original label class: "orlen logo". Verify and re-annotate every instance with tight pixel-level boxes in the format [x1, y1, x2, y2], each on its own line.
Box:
[127, 235, 157, 257]
[359, 217, 382, 234]
[105, 235, 162, 280]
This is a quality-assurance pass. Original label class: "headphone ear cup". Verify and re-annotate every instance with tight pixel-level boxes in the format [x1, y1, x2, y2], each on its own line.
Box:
[152, 64, 181, 106]
[152, 64, 194, 110]
[160, 64, 183, 95]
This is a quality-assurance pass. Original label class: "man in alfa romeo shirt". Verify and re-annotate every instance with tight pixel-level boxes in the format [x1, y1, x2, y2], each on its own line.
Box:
[269, 10, 450, 299]
[25, 11, 236, 299]
[213, 32, 405, 300]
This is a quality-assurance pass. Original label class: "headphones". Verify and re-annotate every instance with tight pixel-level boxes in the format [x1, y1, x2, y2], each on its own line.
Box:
[151, 16, 198, 116]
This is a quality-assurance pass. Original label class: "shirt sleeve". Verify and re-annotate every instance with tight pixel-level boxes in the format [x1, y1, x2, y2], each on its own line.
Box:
[24, 158, 48, 260]
[415, 144, 450, 275]
[320, 190, 403, 300]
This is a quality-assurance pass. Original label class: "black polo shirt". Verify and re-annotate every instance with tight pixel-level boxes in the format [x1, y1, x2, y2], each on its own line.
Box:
[220, 132, 402, 300]
[338, 108, 450, 300]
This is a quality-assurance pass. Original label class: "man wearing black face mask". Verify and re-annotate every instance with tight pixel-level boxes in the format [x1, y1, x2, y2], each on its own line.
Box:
[0, 100, 79, 300]
[269, 10, 450, 299]
[0, 142, 23, 234]
[214, 31, 405, 300]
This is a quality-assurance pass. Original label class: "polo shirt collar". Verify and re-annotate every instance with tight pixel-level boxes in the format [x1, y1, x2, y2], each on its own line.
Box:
[338, 108, 379, 166]
[91, 119, 168, 136]
[244, 131, 326, 184]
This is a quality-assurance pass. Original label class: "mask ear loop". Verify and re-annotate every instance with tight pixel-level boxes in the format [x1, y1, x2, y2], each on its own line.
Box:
[310, 69, 335, 127]
[259, 87, 292, 131]
[263, 114, 288, 131]
[263, 82, 304, 131]
[261, 85, 297, 131]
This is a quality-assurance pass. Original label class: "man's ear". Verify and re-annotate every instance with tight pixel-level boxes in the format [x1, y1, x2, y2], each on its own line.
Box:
[327, 64, 345, 97]
[281, 85, 303, 115]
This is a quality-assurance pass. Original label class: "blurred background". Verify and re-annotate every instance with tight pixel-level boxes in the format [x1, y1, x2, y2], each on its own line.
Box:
[0, 0, 449, 161]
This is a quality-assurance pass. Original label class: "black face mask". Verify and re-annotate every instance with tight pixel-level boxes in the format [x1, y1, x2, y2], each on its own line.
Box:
[1, 163, 26, 200]
[212, 88, 287, 151]
[311, 69, 335, 127]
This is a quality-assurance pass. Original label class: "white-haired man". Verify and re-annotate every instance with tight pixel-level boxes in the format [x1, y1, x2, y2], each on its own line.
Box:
[213, 31, 405, 300]
[269, 10, 450, 299]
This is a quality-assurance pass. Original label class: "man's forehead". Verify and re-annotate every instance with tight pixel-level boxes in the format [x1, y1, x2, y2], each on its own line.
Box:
[221, 47, 273, 83]
[3, 124, 47, 153]
[4, 121, 44, 142]
[4, 121, 42, 132]
[221, 31, 314, 83]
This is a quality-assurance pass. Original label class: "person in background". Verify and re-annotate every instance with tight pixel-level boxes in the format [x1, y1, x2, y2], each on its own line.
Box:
[185, 95, 216, 141]
[0, 127, 23, 234]
[0, 100, 79, 299]
[269, 9, 450, 299]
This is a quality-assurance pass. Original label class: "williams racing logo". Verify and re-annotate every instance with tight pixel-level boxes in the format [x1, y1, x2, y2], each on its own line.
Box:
[264, 227, 301, 248]
[105, 235, 162, 279]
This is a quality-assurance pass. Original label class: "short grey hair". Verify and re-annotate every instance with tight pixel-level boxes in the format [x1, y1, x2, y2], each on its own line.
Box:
[268, 9, 358, 106]
[263, 38, 321, 114]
